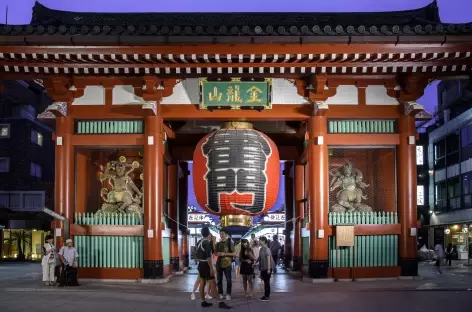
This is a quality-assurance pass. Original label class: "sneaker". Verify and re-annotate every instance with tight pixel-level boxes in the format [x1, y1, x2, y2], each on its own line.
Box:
[205, 294, 213, 300]
[218, 302, 231, 309]
[201, 301, 213, 308]
[219, 294, 225, 300]
[259, 296, 270, 302]
[190, 292, 196, 300]
[226, 294, 232, 301]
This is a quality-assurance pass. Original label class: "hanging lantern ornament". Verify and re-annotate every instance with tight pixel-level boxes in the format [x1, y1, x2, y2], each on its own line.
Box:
[193, 122, 280, 216]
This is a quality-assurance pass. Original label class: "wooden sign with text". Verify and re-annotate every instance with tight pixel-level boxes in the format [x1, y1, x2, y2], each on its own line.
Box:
[336, 225, 355, 247]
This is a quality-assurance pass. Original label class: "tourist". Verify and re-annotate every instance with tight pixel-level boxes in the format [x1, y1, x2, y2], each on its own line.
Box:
[215, 229, 235, 301]
[196, 227, 230, 309]
[234, 242, 241, 279]
[58, 239, 80, 286]
[258, 236, 275, 301]
[250, 233, 257, 247]
[240, 239, 256, 297]
[41, 235, 56, 286]
[269, 235, 281, 273]
[445, 243, 454, 266]
[191, 233, 215, 300]
[251, 238, 261, 292]
[434, 242, 445, 274]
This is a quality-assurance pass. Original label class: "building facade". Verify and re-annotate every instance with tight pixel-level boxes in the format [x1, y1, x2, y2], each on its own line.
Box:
[427, 79, 472, 259]
[1, 1, 472, 279]
[0, 80, 54, 259]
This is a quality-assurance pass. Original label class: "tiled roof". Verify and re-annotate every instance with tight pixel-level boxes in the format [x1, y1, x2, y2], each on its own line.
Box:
[1, 0, 471, 37]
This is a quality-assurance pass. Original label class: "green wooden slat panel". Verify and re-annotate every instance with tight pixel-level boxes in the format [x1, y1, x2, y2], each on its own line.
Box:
[76, 120, 144, 134]
[327, 119, 397, 134]
[75, 235, 143, 268]
[328, 235, 399, 268]
[162, 237, 170, 266]
[302, 237, 309, 265]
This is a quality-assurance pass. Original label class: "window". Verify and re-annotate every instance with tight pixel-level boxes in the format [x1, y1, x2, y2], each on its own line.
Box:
[0, 124, 10, 138]
[30, 162, 42, 178]
[448, 177, 461, 210]
[463, 173, 472, 209]
[0, 157, 10, 172]
[435, 182, 447, 212]
[31, 130, 43, 146]
[416, 146, 424, 165]
[434, 139, 446, 170]
[417, 185, 425, 206]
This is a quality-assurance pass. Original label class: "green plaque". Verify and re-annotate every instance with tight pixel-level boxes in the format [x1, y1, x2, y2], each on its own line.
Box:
[199, 78, 272, 109]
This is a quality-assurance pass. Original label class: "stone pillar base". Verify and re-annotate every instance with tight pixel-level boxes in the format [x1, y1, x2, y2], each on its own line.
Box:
[308, 259, 329, 279]
[292, 256, 302, 271]
[399, 258, 418, 276]
[143, 260, 164, 279]
[170, 257, 180, 273]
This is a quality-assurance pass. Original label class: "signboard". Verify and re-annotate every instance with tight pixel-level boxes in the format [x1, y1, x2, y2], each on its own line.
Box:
[188, 213, 210, 223]
[263, 213, 286, 223]
[200, 79, 272, 110]
[336, 225, 355, 247]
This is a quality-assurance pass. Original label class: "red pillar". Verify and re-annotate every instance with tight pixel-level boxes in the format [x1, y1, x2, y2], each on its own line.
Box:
[143, 115, 165, 279]
[167, 163, 180, 273]
[54, 116, 74, 247]
[293, 163, 304, 271]
[307, 115, 329, 278]
[397, 115, 418, 276]
[283, 162, 293, 269]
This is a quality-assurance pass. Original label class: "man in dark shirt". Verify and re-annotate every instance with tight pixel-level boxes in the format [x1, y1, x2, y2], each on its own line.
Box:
[197, 227, 231, 309]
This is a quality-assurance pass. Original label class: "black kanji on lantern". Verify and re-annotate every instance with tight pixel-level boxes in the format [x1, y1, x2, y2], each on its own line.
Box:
[202, 129, 272, 214]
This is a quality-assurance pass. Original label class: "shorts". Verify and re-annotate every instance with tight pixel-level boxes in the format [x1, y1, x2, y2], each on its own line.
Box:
[198, 261, 215, 281]
[234, 258, 241, 266]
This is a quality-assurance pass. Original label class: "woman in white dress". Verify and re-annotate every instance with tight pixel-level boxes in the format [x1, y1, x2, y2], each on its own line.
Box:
[41, 235, 56, 286]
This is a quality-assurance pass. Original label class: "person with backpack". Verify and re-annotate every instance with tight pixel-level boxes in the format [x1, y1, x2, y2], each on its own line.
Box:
[215, 229, 235, 301]
[196, 227, 231, 309]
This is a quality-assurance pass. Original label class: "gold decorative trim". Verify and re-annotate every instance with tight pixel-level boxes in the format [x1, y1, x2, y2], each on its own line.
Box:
[220, 215, 253, 228]
[220, 122, 253, 129]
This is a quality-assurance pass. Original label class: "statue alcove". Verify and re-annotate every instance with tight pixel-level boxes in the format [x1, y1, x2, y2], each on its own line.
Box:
[328, 148, 396, 213]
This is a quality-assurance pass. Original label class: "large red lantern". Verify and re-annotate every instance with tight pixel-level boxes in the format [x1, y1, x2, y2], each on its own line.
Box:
[193, 122, 279, 216]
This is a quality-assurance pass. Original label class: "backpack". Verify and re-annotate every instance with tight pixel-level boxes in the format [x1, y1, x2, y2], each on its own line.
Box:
[196, 238, 208, 260]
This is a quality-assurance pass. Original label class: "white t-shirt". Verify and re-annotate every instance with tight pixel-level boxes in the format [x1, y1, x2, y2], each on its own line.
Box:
[434, 244, 445, 259]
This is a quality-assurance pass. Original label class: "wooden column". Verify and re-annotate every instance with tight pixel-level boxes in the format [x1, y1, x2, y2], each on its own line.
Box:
[284, 162, 294, 268]
[54, 116, 74, 247]
[293, 163, 304, 271]
[75, 151, 89, 215]
[167, 163, 180, 273]
[397, 115, 418, 276]
[143, 115, 165, 279]
[307, 115, 329, 278]
[178, 162, 190, 270]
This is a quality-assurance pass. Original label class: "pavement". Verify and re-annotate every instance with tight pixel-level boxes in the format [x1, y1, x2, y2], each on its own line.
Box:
[0, 261, 471, 312]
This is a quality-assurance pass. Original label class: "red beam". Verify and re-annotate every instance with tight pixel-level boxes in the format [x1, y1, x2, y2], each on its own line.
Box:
[326, 134, 400, 146]
[161, 104, 311, 121]
[71, 134, 144, 146]
[71, 224, 144, 236]
[1, 43, 472, 55]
